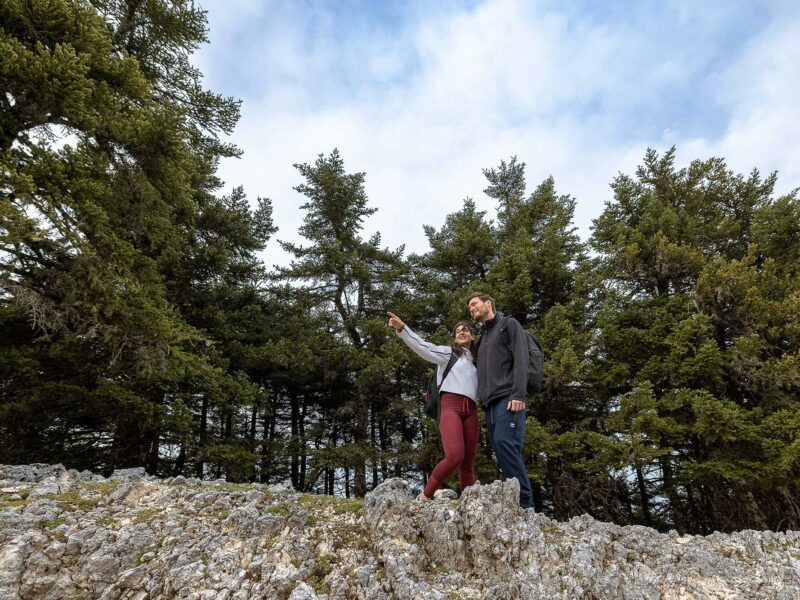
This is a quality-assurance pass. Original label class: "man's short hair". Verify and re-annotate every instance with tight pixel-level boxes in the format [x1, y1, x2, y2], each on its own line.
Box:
[466, 292, 495, 311]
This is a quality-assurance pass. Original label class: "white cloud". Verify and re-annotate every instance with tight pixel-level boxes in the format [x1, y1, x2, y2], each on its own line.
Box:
[195, 0, 800, 268]
[681, 15, 800, 195]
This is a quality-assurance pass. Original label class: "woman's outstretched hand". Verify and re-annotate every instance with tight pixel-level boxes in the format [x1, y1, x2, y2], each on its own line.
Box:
[386, 311, 405, 332]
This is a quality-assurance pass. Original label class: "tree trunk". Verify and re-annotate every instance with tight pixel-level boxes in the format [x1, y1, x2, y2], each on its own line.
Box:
[215, 414, 224, 479]
[144, 389, 164, 475]
[259, 408, 273, 484]
[636, 464, 652, 526]
[145, 429, 160, 475]
[174, 444, 186, 476]
[249, 405, 258, 481]
[351, 399, 369, 497]
[660, 455, 686, 532]
[378, 414, 389, 478]
[325, 467, 333, 496]
[299, 396, 307, 491]
[621, 477, 635, 523]
[196, 394, 208, 479]
[532, 480, 544, 513]
[370, 403, 379, 488]
[290, 391, 299, 489]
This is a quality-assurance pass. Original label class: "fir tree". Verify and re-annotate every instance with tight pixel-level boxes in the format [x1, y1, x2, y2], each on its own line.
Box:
[275, 150, 408, 496]
[592, 148, 800, 532]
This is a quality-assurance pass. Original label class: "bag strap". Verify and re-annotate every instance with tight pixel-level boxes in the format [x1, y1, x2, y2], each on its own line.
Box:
[437, 352, 459, 392]
[501, 316, 545, 361]
[499, 315, 512, 350]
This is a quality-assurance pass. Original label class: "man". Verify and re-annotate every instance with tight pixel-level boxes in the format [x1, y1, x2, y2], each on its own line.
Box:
[467, 292, 534, 509]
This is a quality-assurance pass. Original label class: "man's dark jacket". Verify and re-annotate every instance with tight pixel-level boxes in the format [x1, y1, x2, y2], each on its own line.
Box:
[476, 313, 529, 408]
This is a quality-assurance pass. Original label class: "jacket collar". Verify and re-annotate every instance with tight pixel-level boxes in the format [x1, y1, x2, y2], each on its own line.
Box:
[483, 312, 502, 330]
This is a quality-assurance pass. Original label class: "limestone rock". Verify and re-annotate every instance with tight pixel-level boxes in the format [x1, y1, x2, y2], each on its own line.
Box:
[2, 465, 800, 599]
[110, 467, 147, 482]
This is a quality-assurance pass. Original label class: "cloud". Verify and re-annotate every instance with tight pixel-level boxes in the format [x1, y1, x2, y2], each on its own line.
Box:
[194, 0, 800, 267]
[681, 14, 800, 196]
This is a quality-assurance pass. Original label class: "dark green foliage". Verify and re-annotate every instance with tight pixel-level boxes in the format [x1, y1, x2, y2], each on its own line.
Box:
[273, 150, 412, 496]
[0, 0, 266, 477]
[590, 148, 800, 532]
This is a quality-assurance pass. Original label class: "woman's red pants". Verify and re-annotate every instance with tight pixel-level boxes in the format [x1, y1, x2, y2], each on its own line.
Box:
[423, 392, 478, 498]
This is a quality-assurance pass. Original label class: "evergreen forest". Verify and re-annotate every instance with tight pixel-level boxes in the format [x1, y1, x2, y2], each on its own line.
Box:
[2, 1, 799, 535]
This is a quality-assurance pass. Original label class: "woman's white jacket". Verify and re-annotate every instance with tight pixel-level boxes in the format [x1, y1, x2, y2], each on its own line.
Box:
[397, 326, 477, 401]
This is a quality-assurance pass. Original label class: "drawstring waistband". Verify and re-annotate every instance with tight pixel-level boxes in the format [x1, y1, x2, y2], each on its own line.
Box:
[440, 392, 476, 414]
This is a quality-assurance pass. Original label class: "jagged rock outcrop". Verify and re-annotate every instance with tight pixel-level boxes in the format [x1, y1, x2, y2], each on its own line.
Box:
[1, 464, 799, 599]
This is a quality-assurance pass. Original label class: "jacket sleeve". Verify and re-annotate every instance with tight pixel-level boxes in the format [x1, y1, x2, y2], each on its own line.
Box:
[397, 325, 452, 366]
[506, 317, 529, 401]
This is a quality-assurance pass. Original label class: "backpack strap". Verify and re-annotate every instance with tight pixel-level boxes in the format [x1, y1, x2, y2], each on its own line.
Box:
[499, 315, 512, 350]
[500, 315, 544, 353]
[437, 352, 459, 392]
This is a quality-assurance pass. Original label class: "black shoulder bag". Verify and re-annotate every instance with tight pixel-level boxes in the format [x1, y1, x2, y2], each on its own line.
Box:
[421, 352, 459, 421]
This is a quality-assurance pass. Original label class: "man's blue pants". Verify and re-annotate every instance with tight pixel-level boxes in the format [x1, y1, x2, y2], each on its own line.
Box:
[486, 398, 534, 509]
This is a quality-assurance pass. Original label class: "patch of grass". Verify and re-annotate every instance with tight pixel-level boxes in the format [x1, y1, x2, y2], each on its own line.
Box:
[42, 517, 67, 529]
[76, 498, 99, 510]
[307, 555, 333, 594]
[297, 494, 363, 518]
[207, 508, 230, 520]
[298, 494, 329, 509]
[40, 488, 99, 512]
[0, 498, 28, 509]
[264, 534, 280, 550]
[134, 508, 162, 524]
[214, 482, 265, 494]
[194, 498, 217, 511]
[266, 503, 291, 516]
[43, 488, 79, 502]
[81, 481, 119, 494]
[353, 534, 372, 551]
[257, 493, 279, 507]
[40, 518, 69, 543]
[96, 516, 115, 527]
[332, 499, 363, 515]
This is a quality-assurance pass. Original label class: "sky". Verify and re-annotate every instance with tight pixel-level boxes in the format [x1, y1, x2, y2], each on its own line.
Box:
[194, 0, 800, 267]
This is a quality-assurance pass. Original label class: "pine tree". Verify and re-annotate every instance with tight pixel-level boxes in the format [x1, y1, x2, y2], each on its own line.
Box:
[0, 0, 268, 478]
[591, 148, 800, 532]
[410, 198, 496, 328]
[274, 150, 408, 496]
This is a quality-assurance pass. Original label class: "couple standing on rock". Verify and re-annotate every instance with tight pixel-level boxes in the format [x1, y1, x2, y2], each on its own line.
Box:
[387, 292, 534, 509]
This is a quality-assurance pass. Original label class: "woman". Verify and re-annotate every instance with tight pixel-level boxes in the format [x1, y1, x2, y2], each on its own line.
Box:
[387, 311, 479, 501]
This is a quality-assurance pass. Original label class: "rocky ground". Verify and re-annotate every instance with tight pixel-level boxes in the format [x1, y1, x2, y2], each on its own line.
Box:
[1, 464, 799, 599]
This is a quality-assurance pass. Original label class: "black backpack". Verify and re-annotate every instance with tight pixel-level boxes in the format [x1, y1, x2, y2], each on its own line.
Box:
[421, 353, 458, 420]
[500, 316, 545, 395]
